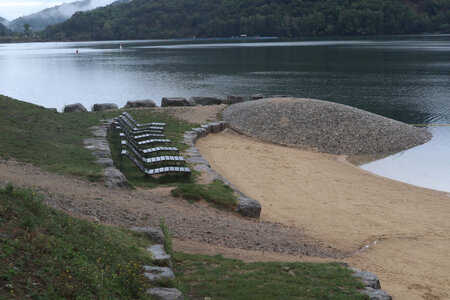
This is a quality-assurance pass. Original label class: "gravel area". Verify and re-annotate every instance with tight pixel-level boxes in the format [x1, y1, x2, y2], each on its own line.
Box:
[223, 98, 432, 155]
[0, 158, 344, 259]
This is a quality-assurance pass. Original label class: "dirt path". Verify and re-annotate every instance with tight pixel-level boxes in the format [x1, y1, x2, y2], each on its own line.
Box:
[196, 131, 450, 300]
[0, 158, 341, 259]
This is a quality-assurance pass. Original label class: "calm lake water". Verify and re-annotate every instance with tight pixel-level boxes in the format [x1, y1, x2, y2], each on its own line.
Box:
[0, 36, 449, 192]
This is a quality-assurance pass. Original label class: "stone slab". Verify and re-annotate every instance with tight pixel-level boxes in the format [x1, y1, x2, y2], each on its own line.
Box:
[149, 288, 184, 300]
[143, 266, 175, 282]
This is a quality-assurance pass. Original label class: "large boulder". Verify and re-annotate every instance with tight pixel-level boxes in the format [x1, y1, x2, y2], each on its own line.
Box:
[63, 103, 87, 113]
[161, 97, 187, 107]
[350, 268, 381, 289]
[251, 94, 264, 100]
[123, 100, 156, 108]
[237, 196, 261, 218]
[92, 103, 118, 112]
[361, 288, 392, 300]
[104, 167, 129, 189]
[270, 95, 292, 98]
[189, 96, 223, 106]
[225, 95, 245, 105]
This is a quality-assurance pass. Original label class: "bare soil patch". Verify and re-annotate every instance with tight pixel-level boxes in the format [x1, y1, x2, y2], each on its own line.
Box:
[152, 105, 226, 124]
[0, 158, 341, 259]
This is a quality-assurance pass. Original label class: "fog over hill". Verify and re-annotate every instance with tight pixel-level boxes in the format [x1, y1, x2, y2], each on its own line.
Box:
[0, 16, 7, 25]
[8, 0, 116, 32]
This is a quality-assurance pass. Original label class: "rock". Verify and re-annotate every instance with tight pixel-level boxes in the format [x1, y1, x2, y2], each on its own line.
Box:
[350, 268, 381, 289]
[131, 226, 165, 243]
[218, 121, 228, 131]
[189, 96, 223, 106]
[226, 95, 245, 105]
[148, 244, 172, 268]
[200, 124, 211, 134]
[92, 103, 118, 112]
[89, 126, 107, 137]
[237, 197, 261, 218]
[187, 156, 210, 165]
[63, 103, 87, 113]
[251, 94, 264, 100]
[149, 288, 184, 300]
[361, 288, 392, 300]
[143, 266, 175, 282]
[123, 100, 156, 108]
[104, 167, 129, 189]
[47, 108, 58, 112]
[192, 127, 207, 138]
[83, 139, 110, 154]
[161, 97, 187, 107]
[209, 122, 222, 134]
[187, 98, 197, 106]
[184, 131, 198, 144]
[95, 158, 114, 167]
[270, 95, 292, 98]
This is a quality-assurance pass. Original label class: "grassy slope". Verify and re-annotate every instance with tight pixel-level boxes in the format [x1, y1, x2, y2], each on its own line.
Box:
[0, 184, 156, 299]
[0, 95, 113, 180]
[0, 95, 195, 183]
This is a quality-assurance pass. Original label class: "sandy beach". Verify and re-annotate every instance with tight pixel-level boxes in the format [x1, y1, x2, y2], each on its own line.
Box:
[196, 131, 450, 300]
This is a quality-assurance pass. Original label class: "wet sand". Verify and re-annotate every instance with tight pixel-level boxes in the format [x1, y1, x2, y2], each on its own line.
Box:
[196, 131, 450, 300]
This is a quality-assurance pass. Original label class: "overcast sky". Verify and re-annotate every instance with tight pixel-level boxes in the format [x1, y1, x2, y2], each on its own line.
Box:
[0, 0, 114, 20]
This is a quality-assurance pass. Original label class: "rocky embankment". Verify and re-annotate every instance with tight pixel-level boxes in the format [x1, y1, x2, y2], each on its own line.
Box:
[223, 98, 432, 155]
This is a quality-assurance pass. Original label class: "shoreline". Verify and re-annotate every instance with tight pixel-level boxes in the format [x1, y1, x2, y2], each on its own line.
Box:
[196, 131, 450, 300]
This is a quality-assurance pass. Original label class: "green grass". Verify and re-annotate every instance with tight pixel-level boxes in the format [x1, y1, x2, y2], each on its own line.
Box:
[0, 95, 197, 186]
[174, 252, 367, 300]
[171, 180, 237, 209]
[0, 95, 116, 180]
[0, 184, 160, 299]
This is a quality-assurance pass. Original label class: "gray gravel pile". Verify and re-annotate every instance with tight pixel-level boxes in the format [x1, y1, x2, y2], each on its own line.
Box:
[223, 98, 432, 155]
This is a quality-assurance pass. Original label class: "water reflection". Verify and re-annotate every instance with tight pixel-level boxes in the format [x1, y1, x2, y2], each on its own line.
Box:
[362, 126, 450, 192]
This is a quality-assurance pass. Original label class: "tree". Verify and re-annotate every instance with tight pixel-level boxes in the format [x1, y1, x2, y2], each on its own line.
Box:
[23, 23, 32, 36]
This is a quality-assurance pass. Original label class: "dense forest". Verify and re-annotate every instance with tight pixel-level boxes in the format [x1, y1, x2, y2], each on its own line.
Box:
[0, 20, 11, 36]
[39, 0, 449, 40]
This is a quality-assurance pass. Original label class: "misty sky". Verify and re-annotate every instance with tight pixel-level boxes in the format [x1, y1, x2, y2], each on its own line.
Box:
[0, 0, 115, 20]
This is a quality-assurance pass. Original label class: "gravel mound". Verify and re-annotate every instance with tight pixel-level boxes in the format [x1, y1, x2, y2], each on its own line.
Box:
[223, 98, 432, 155]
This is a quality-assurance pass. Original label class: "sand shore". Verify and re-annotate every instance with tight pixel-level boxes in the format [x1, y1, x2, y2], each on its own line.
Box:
[196, 131, 450, 300]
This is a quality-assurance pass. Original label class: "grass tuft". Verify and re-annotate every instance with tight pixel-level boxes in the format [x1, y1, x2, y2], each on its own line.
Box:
[171, 180, 237, 209]
[160, 218, 173, 255]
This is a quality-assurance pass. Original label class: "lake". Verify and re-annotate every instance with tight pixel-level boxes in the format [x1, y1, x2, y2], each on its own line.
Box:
[0, 36, 449, 192]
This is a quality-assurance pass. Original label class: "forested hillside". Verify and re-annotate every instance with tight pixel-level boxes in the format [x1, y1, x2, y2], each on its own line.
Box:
[43, 0, 450, 40]
[0, 20, 11, 36]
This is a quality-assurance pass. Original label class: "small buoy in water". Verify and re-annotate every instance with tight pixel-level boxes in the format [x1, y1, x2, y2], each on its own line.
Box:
[76, 49, 78, 54]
